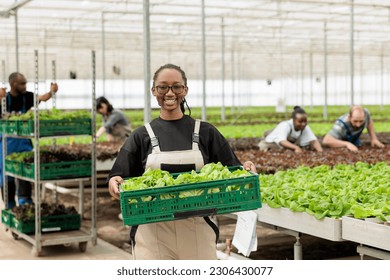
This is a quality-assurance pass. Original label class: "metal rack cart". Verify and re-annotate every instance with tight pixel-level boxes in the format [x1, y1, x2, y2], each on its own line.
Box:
[1, 50, 97, 256]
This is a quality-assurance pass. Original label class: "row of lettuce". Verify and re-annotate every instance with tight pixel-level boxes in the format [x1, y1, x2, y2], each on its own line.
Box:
[260, 161, 390, 222]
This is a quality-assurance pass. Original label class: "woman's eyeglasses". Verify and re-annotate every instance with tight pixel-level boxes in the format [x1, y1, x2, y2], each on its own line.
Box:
[154, 85, 186, 94]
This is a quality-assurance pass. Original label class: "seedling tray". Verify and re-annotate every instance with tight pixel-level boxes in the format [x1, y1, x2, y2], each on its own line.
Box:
[8, 210, 81, 234]
[120, 166, 261, 226]
[22, 160, 92, 180]
[18, 118, 91, 136]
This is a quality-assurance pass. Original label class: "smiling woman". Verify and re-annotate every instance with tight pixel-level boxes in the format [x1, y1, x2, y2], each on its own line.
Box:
[107, 63, 256, 260]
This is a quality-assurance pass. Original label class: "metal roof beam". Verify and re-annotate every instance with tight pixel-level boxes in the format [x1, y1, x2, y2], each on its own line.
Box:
[0, 0, 32, 17]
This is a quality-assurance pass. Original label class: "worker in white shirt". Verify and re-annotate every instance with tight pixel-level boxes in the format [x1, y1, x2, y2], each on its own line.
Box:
[258, 106, 323, 154]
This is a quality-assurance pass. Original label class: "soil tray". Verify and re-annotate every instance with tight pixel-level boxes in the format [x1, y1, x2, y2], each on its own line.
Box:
[1, 209, 81, 234]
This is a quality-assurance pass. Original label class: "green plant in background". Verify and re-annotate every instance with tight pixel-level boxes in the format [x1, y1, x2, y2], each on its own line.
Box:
[123, 105, 390, 139]
[9, 108, 90, 120]
[18, 105, 389, 145]
[260, 162, 390, 221]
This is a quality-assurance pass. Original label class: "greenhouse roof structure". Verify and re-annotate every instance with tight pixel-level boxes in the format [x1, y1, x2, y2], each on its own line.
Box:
[1, 0, 390, 82]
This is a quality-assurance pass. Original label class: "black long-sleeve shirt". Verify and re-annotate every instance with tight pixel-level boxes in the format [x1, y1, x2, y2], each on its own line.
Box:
[108, 115, 241, 179]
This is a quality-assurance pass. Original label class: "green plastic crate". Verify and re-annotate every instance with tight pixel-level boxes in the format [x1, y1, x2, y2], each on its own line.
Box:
[18, 118, 92, 136]
[1, 120, 19, 134]
[120, 166, 262, 226]
[1, 209, 13, 228]
[22, 160, 92, 180]
[4, 159, 23, 177]
[11, 212, 81, 234]
[0, 119, 3, 133]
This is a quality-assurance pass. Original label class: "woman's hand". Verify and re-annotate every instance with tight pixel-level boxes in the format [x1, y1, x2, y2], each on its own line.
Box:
[243, 161, 257, 173]
[108, 176, 123, 200]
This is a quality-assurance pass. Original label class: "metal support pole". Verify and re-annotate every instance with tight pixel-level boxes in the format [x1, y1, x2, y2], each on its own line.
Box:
[14, 9, 19, 72]
[360, 55, 363, 105]
[221, 17, 225, 123]
[380, 52, 384, 110]
[43, 30, 47, 88]
[237, 53, 242, 112]
[296, 60, 299, 105]
[231, 48, 235, 115]
[201, 0, 207, 121]
[52, 60, 56, 108]
[101, 13, 106, 97]
[1, 60, 6, 117]
[122, 55, 126, 108]
[33, 49, 42, 254]
[143, 0, 151, 123]
[1, 59, 6, 207]
[91, 50, 97, 244]
[294, 235, 303, 260]
[310, 51, 313, 110]
[323, 21, 328, 120]
[301, 53, 304, 106]
[350, 0, 355, 106]
[52, 60, 57, 147]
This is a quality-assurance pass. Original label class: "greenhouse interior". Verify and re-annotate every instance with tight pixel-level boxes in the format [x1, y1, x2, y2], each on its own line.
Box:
[0, 0, 389, 263]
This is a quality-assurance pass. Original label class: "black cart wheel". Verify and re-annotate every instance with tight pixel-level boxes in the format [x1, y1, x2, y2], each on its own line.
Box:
[79, 241, 88, 252]
[11, 232, 19, 240]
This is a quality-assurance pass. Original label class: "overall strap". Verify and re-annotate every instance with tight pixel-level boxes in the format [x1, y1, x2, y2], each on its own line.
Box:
[129, 225, 138, 260]
[337, 118, 351, 135]
[6, 93, 27, 113]
[22, 94, 26, 113]
[192, 119, 201, 150]
[6, 93, 11, 112]
[145, 123, 160, 152]
[337, 118, 361, 143]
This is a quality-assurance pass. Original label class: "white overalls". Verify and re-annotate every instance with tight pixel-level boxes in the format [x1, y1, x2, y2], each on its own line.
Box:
[132, 119, 218, 260]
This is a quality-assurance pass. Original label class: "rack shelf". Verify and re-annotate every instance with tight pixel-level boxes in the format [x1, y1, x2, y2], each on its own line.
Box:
[1, 50, 98, 256]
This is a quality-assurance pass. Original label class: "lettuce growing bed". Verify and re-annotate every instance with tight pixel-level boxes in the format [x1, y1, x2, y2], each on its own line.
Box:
[342, 216, 390, 251]
[260, 162, 390, 222]
[256, 204, 343, 241]
[119, 164, 261, 226]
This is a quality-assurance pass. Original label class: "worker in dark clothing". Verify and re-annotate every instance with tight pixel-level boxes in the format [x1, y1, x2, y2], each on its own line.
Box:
[0, 72, 58, 208]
